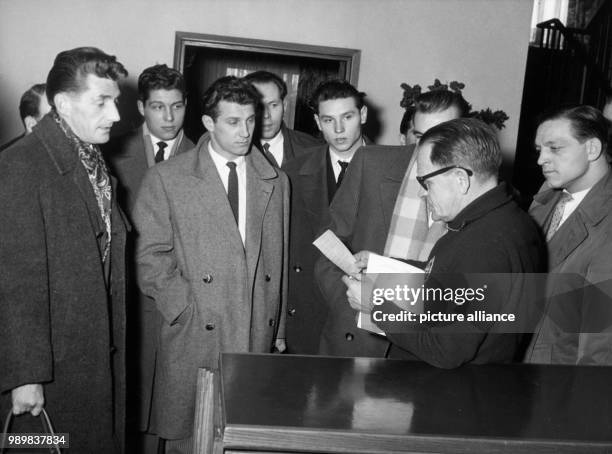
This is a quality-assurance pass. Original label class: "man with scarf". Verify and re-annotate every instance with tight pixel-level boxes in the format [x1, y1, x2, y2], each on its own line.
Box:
[0, 47, 129, 453]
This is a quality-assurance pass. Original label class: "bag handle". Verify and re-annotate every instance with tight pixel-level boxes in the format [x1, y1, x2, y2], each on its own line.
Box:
[1, 408, 61, 453]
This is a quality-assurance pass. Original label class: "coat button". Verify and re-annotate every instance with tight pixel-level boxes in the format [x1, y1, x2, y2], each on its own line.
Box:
[293, 265, 302, 273]
[203, 274, 213, 283]
[205, 323, 215, 331]
[345, 333, 354, 341]
[110, 345, 117, 354]
[288, 308, 296, 316]
[265, 274, 271, 282]
[268, 319, 276, 327]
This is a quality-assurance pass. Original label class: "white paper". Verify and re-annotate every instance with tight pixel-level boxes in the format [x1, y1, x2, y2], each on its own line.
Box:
[313, 229, 360, 275]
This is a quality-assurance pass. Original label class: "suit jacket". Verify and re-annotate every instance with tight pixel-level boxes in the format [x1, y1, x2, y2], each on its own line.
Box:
[254, 123, 323, 168]
[526, 170, 612, 365]
[105, 126, 194, 215]
[0, 115, 128, 453]
[315, 144, 415, 357]
[132, 135, 289, 439]
[284, 145, 332, 354]
[104, 126, 194, 430]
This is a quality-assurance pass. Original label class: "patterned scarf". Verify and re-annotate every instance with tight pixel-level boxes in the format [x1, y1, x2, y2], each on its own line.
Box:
[53, 111, 112, 262]
[383, 153, 447, 262]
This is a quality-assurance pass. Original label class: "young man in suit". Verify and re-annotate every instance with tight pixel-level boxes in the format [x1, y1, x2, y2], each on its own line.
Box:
[0, 46, 128, 453]
[242, 70, 322, 168]
[526, 105, 612, 365]
[104, 64, 195, 452]
[283, 79, 369, 354]
[133, 76, 289, 453]
[315, 90, 469, 357]
[106, 64, 194, 214]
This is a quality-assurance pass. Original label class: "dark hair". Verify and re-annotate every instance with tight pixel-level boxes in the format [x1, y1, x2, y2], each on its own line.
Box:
[537, 105, 609, 151]
[400, 109, 412, 135]
[19, 83, 46, 121]
[420, 118, 502, 179]
[309, 79, 365, 113]
[414, 90, 470, 118]
[46, 47, 127, 108]
[138, 64, 186, 102]
[201, 76, 261, 121]
[242, 70, 287, 100]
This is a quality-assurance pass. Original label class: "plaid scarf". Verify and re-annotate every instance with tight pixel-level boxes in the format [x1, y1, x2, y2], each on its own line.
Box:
[53, 111, 112, 262]
[383, 153, 447, 261]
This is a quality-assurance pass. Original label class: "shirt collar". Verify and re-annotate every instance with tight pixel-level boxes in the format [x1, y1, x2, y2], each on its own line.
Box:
[207, 142, 245, 169]
[261, 129, 284, 148]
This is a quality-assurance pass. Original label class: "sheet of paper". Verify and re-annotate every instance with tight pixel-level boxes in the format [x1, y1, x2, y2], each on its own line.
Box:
[312, 229, 360, 275]
[358, 253, 425, 335]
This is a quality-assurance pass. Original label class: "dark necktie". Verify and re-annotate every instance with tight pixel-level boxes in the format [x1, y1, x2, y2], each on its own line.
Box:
[262, 142, 279, 167]
[546, 192, 573, 241]
[227, 161, 239, 225]
[337, 160, 350, 188]
[155, 141, 168, 163]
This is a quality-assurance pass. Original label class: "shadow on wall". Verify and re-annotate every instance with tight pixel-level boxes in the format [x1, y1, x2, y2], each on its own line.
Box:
[111, 77, 143, 139]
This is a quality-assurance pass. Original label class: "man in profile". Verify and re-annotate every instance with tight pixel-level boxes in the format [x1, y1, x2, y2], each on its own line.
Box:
[0, 83, 51, 151]
[0, 47, 128, 453]
[315, 90, 469, 357]
[526, 105, 612, 365]
[283, 79, 369, 353]
[349, 118, 545, 367]
[242, 70, 322, 168]
[133, 76, 289, 452]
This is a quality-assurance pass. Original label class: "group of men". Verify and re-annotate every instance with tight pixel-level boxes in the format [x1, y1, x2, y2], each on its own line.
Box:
[1, 45, 611, 454]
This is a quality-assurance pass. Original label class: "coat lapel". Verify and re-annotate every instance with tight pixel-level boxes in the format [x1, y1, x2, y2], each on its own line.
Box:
[298, 147, 328, 229]
[190, 137, 244, 253]
[245, 151, 276, 280]
[380, 146, 415, 229]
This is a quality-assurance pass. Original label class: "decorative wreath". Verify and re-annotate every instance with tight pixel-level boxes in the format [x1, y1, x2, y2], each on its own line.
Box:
[400, 79, 509, 130]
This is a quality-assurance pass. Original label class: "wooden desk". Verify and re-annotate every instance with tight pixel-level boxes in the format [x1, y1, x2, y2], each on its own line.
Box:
[194, 353, 612, 453]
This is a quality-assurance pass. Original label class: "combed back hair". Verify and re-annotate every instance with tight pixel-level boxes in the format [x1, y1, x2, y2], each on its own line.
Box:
[414, 90, 470, 118]
[537, 104, 609, 151]
[201, 76, 261, 121]
[19, 83, 46, 121]
[420, 118, 502, 179]
[46, 47, 127, 108]
[309, 79, 365, 113]
[242, 70, 287, 100]
[138, 64, 186, 102]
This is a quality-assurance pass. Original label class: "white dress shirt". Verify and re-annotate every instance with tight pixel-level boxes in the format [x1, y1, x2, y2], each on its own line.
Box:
[559, 187, 590, 227]
[208, 143, 247, 244]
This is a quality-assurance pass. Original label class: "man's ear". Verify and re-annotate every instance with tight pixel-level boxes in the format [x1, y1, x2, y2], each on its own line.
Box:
[137, 100, 145, 117]
[24, 116, 38, 134]
[314, 114, 322, 132]
[585, 137, 603, 161]
[360, 105, 368, 125]
[457, 169, 472, 194]
[399, 134, 407, 146]
[53, 93, 71, 118]
[202, 114, 215, 131]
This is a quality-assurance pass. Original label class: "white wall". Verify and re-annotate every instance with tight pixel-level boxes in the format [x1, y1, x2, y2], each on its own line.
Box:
[0, 0, 533, 159]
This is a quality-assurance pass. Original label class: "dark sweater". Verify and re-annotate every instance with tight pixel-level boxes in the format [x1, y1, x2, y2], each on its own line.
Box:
[376, 183, 547, 368]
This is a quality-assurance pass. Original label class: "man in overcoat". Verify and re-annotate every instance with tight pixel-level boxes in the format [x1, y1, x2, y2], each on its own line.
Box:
[133, 76, 289, 453]
[0, 47, 129, 453]
[526, 105, 612, 365]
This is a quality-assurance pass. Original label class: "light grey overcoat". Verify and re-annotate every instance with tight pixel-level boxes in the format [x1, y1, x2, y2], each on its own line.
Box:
[133, 135, 289, 439]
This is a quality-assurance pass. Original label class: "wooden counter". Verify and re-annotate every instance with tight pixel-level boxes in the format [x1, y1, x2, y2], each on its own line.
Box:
[194, 353, 612, 453]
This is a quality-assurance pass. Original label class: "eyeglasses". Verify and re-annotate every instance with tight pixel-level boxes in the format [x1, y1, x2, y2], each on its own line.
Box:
[416, 165, 473, 190]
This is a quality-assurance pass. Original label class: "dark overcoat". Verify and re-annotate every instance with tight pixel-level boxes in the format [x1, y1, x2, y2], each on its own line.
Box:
[314, 145, 414, 357]
[0, 115, 128, 453]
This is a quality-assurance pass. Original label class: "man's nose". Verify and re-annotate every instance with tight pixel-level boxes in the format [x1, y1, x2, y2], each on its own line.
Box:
[163, 107, 174, 122]
[107, 102, 120, 123]
[334, 120, 344, 134]
[263, 106, 271, 119]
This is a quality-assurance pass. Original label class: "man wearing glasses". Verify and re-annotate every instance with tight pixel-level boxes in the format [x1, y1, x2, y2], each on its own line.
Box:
[348, 118, 546, 367]
[315, 90, 469, 358]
